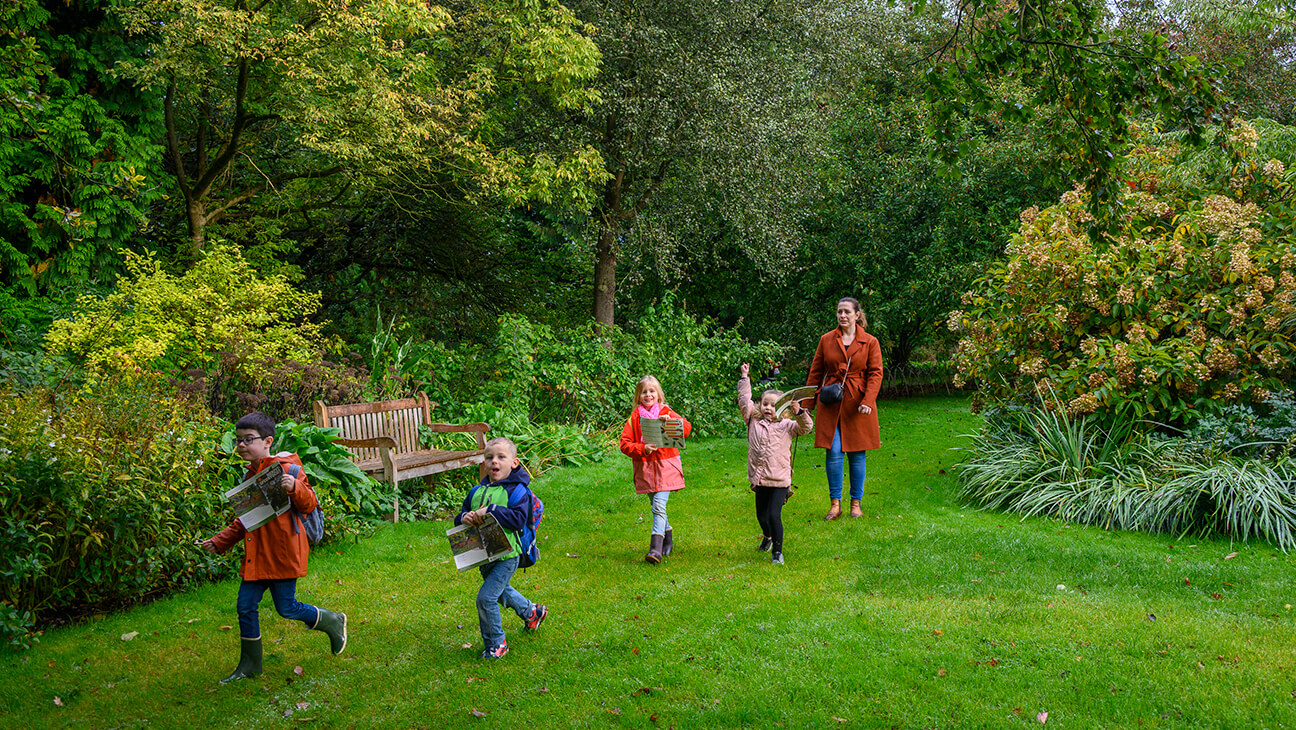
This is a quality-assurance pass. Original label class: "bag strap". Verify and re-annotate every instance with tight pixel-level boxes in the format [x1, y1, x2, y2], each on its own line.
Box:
[820, 354, 853, 388]
[284, 464, 305, 535]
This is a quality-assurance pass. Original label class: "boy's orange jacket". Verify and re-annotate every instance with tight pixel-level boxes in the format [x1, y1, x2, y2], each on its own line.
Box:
[211, 454, 317, 581]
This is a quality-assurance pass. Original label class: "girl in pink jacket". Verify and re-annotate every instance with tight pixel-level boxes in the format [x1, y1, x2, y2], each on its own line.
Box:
[619, 375, 692, 564]
[737, 363, 813, 565]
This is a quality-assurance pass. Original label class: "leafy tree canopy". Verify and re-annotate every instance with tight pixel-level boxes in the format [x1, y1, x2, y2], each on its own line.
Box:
[0, 0, 163, 295]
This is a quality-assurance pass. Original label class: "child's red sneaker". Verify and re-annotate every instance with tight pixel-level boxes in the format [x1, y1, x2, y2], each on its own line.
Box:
[524, 604, 548, 632]
[481, 641, 509, 659]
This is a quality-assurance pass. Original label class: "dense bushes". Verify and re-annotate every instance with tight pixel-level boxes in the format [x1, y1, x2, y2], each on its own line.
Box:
[949, 120, 1296, 424]
[44, 245, 366, 422]
[960, 405, 1296, 549]
[400, 295, 786, 437]
[0, 379, 236, 647]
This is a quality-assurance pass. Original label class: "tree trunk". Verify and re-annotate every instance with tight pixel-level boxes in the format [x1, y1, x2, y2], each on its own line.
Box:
[593, 222, 617, 326]
[187, 201, 207, 256]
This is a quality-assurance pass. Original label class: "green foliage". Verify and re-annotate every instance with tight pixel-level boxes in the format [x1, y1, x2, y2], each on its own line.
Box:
[114, 0, 606, 250]
[0, 0, 164, 295]
[919, 0, 1231, 221]
[1187, 389, 1296, 458]
[960, 405, 1296, 549]
[216, 420, 388, 525]
[404, 295, 785, 438]
[951, 121, 1296, 425]
[44, 244, 362, 420]
[0, 379, 236, 646]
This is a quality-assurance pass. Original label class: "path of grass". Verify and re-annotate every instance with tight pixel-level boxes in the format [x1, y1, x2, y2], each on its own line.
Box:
[6, 395, 1296, 728]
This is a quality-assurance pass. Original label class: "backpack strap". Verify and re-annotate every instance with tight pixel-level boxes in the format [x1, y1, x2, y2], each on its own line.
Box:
[285, 464, 305, 535]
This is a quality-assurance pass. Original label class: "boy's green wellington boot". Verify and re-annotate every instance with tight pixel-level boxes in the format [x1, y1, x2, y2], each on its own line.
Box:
[312, 608, 348, 655]
[219, 637, 263, 684]
[662, 529, 674, 556]
[645, 534, 664, 564]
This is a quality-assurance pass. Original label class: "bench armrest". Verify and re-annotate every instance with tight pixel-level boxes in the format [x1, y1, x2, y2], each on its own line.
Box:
[337, 436, 398, 450]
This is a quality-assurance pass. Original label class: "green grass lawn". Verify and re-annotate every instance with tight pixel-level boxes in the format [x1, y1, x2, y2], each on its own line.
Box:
[7, 394, 1296, 728]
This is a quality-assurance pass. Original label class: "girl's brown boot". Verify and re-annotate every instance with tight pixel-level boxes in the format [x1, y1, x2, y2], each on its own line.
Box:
[824, 498, 841, 521]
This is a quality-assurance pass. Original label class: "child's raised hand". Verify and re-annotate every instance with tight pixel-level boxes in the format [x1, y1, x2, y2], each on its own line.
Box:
[740, 363, 750, 378]
[281, 473, 297, 494]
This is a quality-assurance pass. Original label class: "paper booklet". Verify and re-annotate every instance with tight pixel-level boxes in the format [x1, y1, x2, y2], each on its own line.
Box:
[641, 416, 686, 450]
[773, 386, 819, 419]
[446, 513, 513, 572]
[223, 462, 291, 532]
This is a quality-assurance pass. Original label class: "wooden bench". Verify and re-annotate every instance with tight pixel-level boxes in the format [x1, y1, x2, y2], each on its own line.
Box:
[312, 392, 491, 522]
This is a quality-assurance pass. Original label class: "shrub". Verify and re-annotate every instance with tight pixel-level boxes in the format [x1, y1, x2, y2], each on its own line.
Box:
[1186, 389, 1296, 459]
[44, 244, 362, 421]
[0, 378, 238, 646]
[959, 405, 1296, 550]
[949, 120, 1296, 425]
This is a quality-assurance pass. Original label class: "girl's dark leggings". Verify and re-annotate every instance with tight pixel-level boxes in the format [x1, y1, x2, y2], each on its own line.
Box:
[754, 486, 788, 553]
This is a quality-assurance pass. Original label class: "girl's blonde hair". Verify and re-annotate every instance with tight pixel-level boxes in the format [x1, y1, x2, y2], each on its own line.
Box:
[838, 297, 868, 331]
[635, 375, 665, 405]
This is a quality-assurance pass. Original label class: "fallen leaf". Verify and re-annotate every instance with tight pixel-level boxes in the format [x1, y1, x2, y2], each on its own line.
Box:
[632, 687, 662, 696]
[461, 643, 473, 649]
[1147, 613, 1156, 621]
[470, 709, 487, 718]
[932, 629, 943, 636]
[120, 631, 138, 642]
[1037, 711, 1049, 724]
[631, 647, 639, 655]
[937, 668, 947, 677]
[296, 702, 310, 710]
[608, 707, 621, 715]
[832, 717, 848, 723]
[1211, 592, 1223, 600]
[293, 665, 304, 677]
[467, 677, 485, 683]
[988, 658, 1001, 667]
[566, 553, 581, 558]
[219, 625, 233, 631]
[1225, 552, 1238, 560]
[187, 618, 200, 624]
[54, 697, 63, 707]
[537, 687, 550, 694]
[1184, 577, 1191, 586]
[47, 660, 55, 667]
[284, 709, 293, 718]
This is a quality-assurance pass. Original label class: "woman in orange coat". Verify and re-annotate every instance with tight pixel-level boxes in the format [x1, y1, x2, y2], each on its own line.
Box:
[805, 297, 884, 520]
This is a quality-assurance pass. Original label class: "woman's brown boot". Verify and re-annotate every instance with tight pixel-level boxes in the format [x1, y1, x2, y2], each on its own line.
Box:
[849, 500, 863, 518]
[824, 498, 841, 521]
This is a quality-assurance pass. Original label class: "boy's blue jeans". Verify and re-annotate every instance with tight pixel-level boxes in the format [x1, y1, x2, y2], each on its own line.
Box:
[649, 491, 672, 535]
[826, 426, 867, 501]
[477, 555, 534, 650]
[236, 579, 318, 639]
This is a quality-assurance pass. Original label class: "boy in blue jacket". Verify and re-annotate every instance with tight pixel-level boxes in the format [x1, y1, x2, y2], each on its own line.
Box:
[455, 437, 547, 659]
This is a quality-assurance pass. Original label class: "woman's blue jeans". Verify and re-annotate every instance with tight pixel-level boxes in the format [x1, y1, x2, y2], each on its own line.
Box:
[825, 426, 867, 501]
[649, 491, 672, 535]
[236, 579, 318, 639]
[477, 555, 534, 650]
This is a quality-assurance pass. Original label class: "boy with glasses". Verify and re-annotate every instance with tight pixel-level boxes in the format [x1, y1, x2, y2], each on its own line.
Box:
[200, 412, 348, 683]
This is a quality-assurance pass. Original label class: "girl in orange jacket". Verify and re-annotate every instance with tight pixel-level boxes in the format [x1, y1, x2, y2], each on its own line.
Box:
[619, 375, 692, 564]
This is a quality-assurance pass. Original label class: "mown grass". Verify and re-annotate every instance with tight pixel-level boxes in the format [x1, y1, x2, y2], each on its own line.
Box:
[6, 394, 1296, 728]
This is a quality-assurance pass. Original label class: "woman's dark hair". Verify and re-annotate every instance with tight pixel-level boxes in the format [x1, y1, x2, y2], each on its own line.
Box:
[837, 297, 868, 331]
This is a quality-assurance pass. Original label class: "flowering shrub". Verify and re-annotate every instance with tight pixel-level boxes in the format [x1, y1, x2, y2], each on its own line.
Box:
[949, 120, 1296, 425]
[0, 378, 238, 647]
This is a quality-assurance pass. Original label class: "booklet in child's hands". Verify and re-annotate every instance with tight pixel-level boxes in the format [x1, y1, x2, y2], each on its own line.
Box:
[222, 462, 291, 532]
[641, 417, 686, 450]
[446, 513, 513, 572]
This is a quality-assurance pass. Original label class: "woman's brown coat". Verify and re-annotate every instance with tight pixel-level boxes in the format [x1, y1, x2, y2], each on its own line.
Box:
[805, 328, 884, 451]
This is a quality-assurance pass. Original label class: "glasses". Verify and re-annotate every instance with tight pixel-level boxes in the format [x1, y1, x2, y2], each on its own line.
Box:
[234, 435, 268, 446]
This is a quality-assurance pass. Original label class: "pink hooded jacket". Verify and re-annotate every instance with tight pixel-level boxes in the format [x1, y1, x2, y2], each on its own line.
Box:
[738, 376, 814, 488]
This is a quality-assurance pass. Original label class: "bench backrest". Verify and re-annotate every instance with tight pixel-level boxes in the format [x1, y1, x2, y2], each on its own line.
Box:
[313, 392, 433, 462]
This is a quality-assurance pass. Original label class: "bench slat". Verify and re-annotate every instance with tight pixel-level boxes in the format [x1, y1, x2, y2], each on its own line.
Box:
[324, 397, 425, 419]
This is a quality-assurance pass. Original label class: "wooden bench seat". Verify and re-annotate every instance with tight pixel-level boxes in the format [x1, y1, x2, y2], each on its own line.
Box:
[313, 392, 491, 522]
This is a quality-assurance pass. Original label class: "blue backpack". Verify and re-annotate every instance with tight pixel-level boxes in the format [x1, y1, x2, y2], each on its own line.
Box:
[511, 484, 545, 569]
[286, 464, 324, 545]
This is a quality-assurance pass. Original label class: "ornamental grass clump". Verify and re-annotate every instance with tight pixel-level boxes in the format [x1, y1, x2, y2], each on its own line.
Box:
[949, 120, 1296, 426]
[960, 408, 1296, 550]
